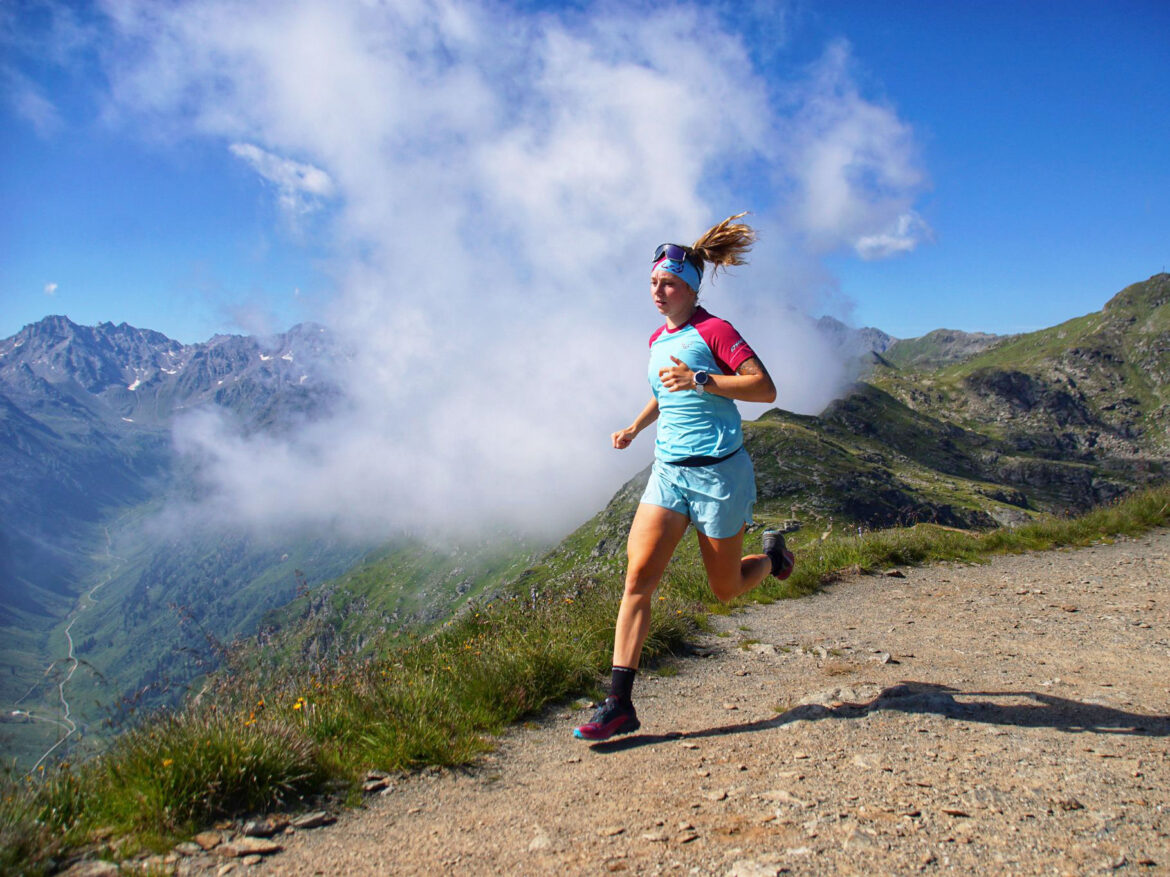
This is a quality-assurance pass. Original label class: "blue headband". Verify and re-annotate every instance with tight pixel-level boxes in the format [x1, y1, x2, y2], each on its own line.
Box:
[652, 255, 703, 291]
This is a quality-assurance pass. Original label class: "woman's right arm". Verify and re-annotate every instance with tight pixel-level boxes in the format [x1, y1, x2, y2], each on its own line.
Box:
[612, 397, 659, 449]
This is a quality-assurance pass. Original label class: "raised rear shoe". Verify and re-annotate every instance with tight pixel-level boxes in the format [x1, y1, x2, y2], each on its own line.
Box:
[762, 529, 795, 580]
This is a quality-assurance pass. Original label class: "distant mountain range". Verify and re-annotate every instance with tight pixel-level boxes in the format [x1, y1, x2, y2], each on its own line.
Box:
[2, 273, 1167, 766]
[0, 317, 367, 764]
[0, 314, 552, 766]
[0, 317, 340, 617]
[815, 315, 897, 361]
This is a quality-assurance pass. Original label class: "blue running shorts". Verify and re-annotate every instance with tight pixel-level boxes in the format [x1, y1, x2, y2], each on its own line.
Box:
[640, 448, 756, 539]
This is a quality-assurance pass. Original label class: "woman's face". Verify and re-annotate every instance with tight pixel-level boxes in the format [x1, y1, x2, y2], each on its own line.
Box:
[650, 269, 697, 322]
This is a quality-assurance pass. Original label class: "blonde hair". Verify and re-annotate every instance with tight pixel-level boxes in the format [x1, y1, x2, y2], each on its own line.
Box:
[688, 211, 756, 281]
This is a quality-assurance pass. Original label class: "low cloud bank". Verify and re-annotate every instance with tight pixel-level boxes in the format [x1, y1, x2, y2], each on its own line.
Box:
[97, 0, 930, 542]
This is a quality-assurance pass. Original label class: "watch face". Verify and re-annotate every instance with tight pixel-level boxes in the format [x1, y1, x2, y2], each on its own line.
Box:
[695, 371, 709, 385]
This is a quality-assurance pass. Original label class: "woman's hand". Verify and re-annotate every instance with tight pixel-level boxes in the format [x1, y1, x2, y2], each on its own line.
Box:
[658, 356, 777, 402]
[612, 426, 638, 449]
[659, 355, 696, 392]
[613, 398, 660, 449]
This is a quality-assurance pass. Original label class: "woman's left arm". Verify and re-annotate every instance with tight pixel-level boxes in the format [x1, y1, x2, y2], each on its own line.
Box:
[661, 356, 777, 403]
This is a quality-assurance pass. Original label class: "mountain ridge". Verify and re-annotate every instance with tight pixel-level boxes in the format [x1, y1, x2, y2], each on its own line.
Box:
[0, 316, 368, 765]
[2, 274, 1167, 767]
[256, 275, 1169, 670]
[0, 315, 344, 617]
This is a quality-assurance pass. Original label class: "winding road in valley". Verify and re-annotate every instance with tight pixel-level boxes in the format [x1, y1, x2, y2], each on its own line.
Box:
[14, 526, 125, 772]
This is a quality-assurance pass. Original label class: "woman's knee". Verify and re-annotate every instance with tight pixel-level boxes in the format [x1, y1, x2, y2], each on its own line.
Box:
[707, 574, 738, 604]
[622, 563, 661, 599]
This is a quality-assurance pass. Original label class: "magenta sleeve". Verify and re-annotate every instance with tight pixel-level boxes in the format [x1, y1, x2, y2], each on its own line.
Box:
[693, 312, 757, 374]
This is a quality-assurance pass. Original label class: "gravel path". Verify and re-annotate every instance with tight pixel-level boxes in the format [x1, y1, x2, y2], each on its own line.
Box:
[208, 530, 1169, 875]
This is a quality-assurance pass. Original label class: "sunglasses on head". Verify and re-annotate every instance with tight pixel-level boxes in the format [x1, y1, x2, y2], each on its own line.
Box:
[653, 243, 702, 275]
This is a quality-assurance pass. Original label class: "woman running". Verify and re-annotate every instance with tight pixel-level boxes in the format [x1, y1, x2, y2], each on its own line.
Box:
[574, 213, 794, 742]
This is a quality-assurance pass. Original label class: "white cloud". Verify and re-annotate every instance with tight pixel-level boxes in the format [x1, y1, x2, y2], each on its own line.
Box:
[229, 142, 335, 220]
[15, 80, 63, 137]
[855, 211, 933, 260]
[784, 40, 932, 258]
[44, 282, 58, 296]
[1, 64, 63, 137]
[92, 0, 930, 541]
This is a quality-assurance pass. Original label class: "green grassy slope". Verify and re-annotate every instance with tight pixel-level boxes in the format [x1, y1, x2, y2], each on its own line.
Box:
[246, 275, 1170, 687]
[251, 532, 546, 670]
[880, 328, 1011, 370]
[2, 502, 371, 769]
[874, 274, 1170, 459]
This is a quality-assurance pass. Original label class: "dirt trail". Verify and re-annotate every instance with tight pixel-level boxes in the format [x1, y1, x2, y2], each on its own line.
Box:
[229, 531, 1168, 875]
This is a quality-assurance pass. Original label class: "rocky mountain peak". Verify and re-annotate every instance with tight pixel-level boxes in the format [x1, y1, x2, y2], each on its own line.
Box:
[1, 317, 343, 418]
[1103, 272, 1169, 314]
[815, 316, 896, 358]
[1, 315, 188, 395]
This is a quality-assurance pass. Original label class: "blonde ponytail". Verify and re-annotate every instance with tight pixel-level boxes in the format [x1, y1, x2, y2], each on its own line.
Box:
[689, 212, 756, 281]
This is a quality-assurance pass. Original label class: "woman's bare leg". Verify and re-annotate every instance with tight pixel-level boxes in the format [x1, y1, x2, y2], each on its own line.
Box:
[696, 525, 773, 604]
[612, 503, 690, 668]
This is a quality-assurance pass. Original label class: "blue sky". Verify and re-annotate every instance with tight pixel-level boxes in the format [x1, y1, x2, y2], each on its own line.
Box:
[2, 0, 1167, 344]
[2, 0, 1169, 537]
[809, 1, 1170, 335]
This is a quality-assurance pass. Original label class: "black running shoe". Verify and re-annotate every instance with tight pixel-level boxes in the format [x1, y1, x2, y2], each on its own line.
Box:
[762, 529, 795, 580]
[572, 697, 640, 741]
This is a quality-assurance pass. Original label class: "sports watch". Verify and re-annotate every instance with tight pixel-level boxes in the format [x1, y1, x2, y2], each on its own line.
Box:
[693, 370, 710, 393]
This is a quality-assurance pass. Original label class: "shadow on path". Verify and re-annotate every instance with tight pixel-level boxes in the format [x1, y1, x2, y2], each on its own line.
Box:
[590, 681, 1170, 753]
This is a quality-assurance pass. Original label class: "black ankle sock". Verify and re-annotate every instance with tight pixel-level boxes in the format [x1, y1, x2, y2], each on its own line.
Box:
[610, 666, 637, 705]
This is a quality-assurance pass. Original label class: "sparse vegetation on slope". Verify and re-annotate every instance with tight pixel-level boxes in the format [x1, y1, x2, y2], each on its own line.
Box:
[875, 273, 1170, 458]
[880, 327, 1011, 371]
[5, 483, 1170, 874]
